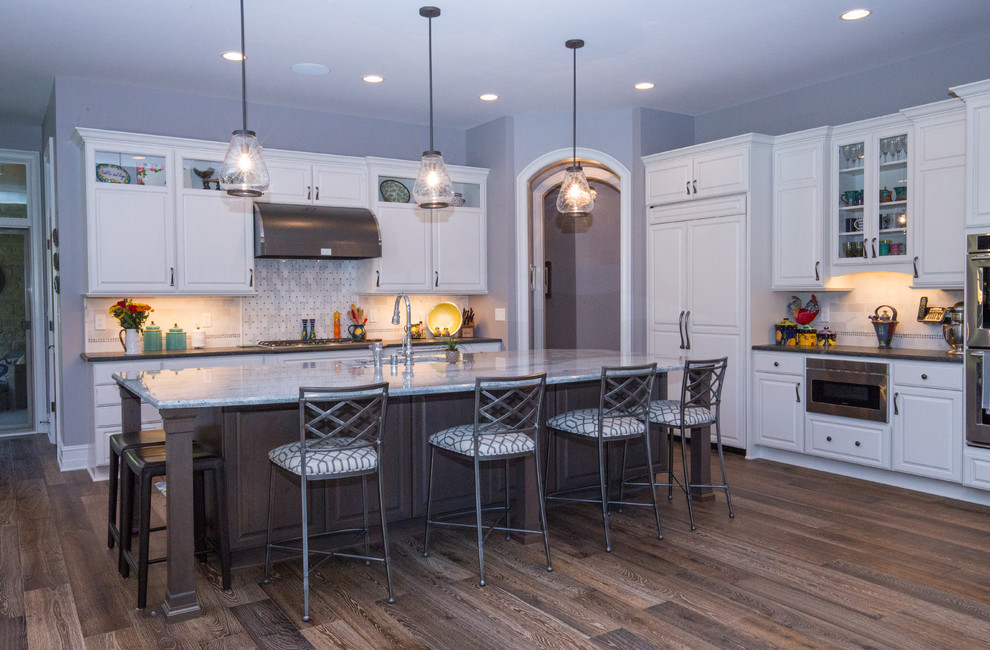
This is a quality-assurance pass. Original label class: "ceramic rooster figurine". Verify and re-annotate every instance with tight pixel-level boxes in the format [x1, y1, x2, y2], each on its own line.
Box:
[788, 294, 820, 325]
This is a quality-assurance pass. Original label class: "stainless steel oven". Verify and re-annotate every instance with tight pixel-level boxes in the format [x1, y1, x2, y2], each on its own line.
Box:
[805, 358, 888, 423]
[967, 234, 990, 447]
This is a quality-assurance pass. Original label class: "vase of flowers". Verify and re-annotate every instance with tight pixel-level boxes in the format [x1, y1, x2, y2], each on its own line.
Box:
[109, 299, 153, 354]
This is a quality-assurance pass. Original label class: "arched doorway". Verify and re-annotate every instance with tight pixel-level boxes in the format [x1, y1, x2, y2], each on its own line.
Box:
[514, 148, 632, 352]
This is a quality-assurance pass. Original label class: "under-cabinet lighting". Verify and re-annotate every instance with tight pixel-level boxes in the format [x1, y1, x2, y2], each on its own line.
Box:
[840, 9, 871, 20]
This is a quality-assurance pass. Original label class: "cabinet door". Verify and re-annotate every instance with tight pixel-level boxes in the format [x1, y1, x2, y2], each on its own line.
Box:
[313, 163, 368, 207]
[176, 192, 254, 294]
[753, 372, 803, 452]
[687, 215, 744, 332]
[967, 100, 990, 228]
[90, 188, 174, 293]
[259, 159, 313, 204]
[693, 147, 748, 199]
[773, 140, 825, 289]
[891, 387, 962, 481]
[646, 222, 686, 332]
[645, 158, 693, 205]
[434, 207, 487, 293]
[374, 204, 432, 292]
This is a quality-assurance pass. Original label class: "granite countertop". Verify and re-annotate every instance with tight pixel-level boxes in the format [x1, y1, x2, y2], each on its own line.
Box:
[752, 344, 963, 364]
[81, 337, 503, 363]
[113, 349, 685, 409]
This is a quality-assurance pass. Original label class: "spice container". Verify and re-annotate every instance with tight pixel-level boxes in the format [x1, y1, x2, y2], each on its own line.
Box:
[165, 324, 186, 350]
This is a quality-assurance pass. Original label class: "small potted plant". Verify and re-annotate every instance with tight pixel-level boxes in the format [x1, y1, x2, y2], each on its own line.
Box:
[439, 338, 461, 363]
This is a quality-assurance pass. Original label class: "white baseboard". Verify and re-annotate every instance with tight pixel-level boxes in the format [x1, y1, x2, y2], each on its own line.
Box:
[57, 442, 90, 472]
[88, 465, 109, 482]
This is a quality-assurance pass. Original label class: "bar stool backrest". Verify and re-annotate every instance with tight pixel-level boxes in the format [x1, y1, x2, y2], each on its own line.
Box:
[679, 357, 729, 416]
[473, 374, 547, 451]
[298, 383, 389, 457]
[599, 363, 657, 424]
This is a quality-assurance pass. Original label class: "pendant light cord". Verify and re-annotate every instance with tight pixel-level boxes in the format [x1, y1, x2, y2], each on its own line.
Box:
[428, 14, 435, 152]
[239, 0, 248, 132]
[572, 44, 577, 168]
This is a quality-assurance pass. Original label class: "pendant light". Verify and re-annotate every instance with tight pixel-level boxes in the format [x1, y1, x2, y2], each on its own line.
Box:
[413, 6, 454, 209]
[556, 39, 594, 218]
[220, 0, 270, 197]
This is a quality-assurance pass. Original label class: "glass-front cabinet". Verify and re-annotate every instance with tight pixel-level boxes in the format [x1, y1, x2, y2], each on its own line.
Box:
[832, 118, 911, 271]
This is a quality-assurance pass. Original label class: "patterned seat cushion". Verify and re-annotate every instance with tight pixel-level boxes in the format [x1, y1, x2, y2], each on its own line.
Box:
[429, 424, 535, 457]
[268, 439, 377, 476]
[546, 408, 647, 438]
[648, 399, 716, 427]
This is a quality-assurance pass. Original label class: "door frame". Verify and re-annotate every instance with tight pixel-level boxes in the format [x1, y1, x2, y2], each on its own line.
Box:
[43, 138, 61, 446]
[514, 148, 631, 352]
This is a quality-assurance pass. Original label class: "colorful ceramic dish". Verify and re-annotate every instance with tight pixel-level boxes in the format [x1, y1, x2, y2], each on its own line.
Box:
[428, 302, 462, 338]
[380, 179, 411, 203]
[96, 163, 130, 184]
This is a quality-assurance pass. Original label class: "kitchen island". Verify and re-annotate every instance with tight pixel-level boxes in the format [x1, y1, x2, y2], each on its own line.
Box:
[115, 349, 686, 620]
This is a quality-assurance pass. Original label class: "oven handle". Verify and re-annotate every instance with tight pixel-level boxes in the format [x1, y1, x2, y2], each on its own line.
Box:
[974, 351, 990, 411]
[970, 254, 990, 260]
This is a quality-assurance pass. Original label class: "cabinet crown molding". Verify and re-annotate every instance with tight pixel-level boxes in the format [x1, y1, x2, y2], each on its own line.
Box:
[642, 132, 773, 165]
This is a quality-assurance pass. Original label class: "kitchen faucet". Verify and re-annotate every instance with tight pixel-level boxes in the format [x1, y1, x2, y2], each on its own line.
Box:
[392, 293, 414, 366]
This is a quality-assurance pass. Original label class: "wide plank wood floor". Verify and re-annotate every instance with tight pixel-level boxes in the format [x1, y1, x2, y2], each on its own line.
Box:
[3, 432, 990, 648]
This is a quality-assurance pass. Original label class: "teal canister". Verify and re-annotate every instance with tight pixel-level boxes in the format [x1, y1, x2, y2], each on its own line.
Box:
[165, 324, 187, 350]
[143, 322, 162, 352]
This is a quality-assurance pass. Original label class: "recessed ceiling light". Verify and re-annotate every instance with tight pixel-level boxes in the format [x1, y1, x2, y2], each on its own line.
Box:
[479, 93, 498, 101]
[292, 63, 329, 76]
[363, 75, 384, 83]
[222, 51, 244, 61]
[634, 82, 655, 90]
[840, 8, 871, 20]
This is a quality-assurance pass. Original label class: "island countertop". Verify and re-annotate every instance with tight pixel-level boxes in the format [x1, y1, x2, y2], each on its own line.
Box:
[114, 349, 685, 409]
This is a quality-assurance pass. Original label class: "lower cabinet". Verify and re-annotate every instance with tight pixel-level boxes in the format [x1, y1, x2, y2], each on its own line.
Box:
[805, 414, 889, 468]
[890, 362, 963, 481]
[752, 352, 804, 452]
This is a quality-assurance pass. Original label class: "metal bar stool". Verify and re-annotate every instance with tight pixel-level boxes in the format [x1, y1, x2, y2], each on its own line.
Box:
[264, 383, 393, 623]
[423, 374, 551, 587]
[545, 363, 661, 552]
[118, 443, 231, 609]
[645, 357, 731, 531]
[107, 429, 165, 550]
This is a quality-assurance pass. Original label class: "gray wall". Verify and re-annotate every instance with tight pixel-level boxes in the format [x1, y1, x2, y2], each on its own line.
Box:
[695, 35, 990, 141]
[0, 122, 41, 153]
[49, 75, 467, 449]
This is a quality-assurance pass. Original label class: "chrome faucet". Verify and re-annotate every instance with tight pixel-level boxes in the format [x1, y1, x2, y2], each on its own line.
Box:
[392, 293, 414, 366]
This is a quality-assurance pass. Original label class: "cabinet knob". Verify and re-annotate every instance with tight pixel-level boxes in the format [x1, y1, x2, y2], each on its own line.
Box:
[855, 441, 861, 447]
[773, 361, 779, 367]
[921, 374, 928, 380]
[826, 436, 832, 442]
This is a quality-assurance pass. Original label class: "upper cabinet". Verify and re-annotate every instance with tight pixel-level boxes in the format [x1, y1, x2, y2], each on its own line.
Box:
[257, 152, 368, 208]
[901, 99, 966, 288]
[644, 135, 769, 206]
[772, 127, 829, 290]
[952, 80, 990, 230]
[358, 158, 488, 294]
[74, 129, 256, 296]
[830, 114, 912, 273]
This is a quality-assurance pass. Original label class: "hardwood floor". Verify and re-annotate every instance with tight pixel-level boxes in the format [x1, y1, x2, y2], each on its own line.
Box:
[3, 433, 990, 649]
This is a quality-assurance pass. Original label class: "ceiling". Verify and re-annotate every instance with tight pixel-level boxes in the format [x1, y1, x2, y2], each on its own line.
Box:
[4, 0, 990, 129]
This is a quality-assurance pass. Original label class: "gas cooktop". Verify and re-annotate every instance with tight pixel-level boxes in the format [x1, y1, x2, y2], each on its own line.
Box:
[256, 338, 381, 349]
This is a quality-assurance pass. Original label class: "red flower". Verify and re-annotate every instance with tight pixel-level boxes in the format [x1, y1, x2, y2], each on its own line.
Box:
[128, 304, 137, 313]
[117, 300, 126, 307]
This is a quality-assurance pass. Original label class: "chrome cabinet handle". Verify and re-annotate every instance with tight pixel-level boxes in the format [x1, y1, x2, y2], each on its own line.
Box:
[795, 383, 801, 403]
[863, 238, 869, 259]
[170, 267, 174, 286]
[692, 180, 698, 194]
[249, 268, 253, 287]
[315, 186, 319, 201]
[686, 181, 691, 196]
[815, 261, 820, 281]
[435, 270, 439, 287]
[307, 186, 312, 200]
[893, 392, 899, 415]
[871, 237, 877, 258]
[678, 311, 685, 349]
[684, 311, 691, 350]
[376, 270, 380, 287]
[913, 256, 919, 278]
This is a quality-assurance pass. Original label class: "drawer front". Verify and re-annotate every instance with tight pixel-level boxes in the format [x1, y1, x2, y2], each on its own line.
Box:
[753, 351, 803, 375]
[806, 415, 889, 468]
[892, 362, 962, 390]
[963, 449, 990, 490]
[95, 383, 124, 406]
[93, 361, 161, 385]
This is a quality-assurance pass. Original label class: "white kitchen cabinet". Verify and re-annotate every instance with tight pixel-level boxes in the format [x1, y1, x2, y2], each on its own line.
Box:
[648, 196, 747, 447]
[902, 100, 966, 288]
[359, 159, 489, 294]
[752, 352, 804, 452]
[805, 412, 890, 469]
[644, 135, 764, 206]
[890, 360, 962, 482]
[950, 80, 990, 229]
[772, 128, 829, 289]
[75, 129, 256, 296]
[258, 153, 369, 208]
[830, 115, 913, 272]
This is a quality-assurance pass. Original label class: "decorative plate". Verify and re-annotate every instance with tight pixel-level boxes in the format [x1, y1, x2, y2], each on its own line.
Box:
[428, 301, 462, 338]
[380, 179, 410, 203]
[96, 163, 130, 184]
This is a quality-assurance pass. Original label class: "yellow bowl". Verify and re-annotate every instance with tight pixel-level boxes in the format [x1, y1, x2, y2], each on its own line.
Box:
[427, 302, 462, 338]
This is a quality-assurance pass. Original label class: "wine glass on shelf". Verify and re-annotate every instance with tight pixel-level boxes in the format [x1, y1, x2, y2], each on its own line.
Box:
[880, 138, 889, 163]
[853, 143, 863, 167]
[893, 136, 903, 162]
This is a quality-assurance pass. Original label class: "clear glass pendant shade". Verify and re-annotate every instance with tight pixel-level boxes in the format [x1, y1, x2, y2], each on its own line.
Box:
[556, 165, 595, 216]
[220, 130, 270, 197]
[413, 150, 454, 208]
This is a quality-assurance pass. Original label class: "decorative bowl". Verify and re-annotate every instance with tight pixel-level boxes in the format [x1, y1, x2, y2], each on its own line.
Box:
[428, 302, 462, 338]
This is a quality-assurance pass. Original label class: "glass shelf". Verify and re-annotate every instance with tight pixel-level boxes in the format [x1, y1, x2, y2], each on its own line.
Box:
[94, 151, 167, 187]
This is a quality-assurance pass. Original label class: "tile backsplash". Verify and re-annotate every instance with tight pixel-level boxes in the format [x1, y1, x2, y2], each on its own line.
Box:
[84, 259, 473, 351]
[777, 271, 962, 350]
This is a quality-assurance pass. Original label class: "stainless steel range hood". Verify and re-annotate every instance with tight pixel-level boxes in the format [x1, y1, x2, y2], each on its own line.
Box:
[254, 203, 382, 259]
